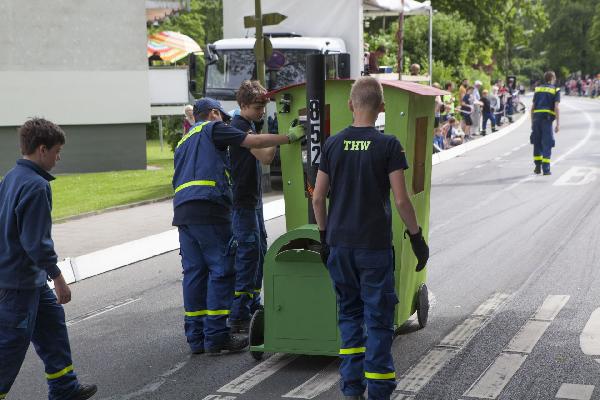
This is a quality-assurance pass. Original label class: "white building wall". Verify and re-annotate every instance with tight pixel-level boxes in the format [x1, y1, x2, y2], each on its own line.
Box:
[0, 0, 150, 127]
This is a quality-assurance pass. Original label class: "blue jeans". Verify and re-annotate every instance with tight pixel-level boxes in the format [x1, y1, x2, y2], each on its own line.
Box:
[327, 246, 398, 400]
[231, 207, 267, 322]
[178, 224, 236, 351]
[482, 111, 496, 131]
[0, 285, 80, 400]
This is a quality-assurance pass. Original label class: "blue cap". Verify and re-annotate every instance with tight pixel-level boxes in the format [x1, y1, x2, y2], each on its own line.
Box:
[193, 97, 231, 121]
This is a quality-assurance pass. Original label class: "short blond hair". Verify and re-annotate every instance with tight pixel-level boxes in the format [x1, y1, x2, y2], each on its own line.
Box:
[350, 77, 384, 114]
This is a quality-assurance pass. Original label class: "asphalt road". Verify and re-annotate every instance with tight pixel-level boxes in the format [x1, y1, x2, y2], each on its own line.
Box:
[12, 96, 600, 400]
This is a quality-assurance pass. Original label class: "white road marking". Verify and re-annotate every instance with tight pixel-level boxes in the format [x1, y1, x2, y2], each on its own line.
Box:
[533, 295, 571, 321]
[580, 308, 600, 357]
[474, 164, 485, 169]
[395, 293, 510, 394]
[555, 383, 595, 400]
[463, 295, 569, 399]
[66, 297, 140, 327]
[505, 320, 551, 353]
[502, 151, 512, 157]
[553, 167, 599, 186]
[391, 394, 416, 400]
[218, 354, 297, 394]
[463, 353, 527, 399]
[431, 102, 596, 236]
[282, 360, 340, 399]
[511, 146, 521, 152]
[202, 395, 237, 400]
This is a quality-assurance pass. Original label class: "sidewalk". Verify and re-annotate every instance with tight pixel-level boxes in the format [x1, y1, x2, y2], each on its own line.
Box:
[53, 111, 528, 285]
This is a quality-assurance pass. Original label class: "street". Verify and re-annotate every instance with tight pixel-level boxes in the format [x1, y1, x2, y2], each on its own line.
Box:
[13, 95, 600, 400]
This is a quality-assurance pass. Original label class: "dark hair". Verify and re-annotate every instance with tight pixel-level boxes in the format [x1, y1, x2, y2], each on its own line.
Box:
[19, 118, 66, 155]
[376, 45, 385, 53]
[236, 80, 268, 107]
[193, 110, 210, 122]
[444, 82, 453, 90]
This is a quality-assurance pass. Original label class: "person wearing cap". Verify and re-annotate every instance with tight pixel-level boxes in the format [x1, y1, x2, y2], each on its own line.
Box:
[172, 97, 304, 355]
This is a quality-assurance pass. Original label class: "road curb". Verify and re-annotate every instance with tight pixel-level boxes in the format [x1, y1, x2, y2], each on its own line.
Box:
[58, 114, 529, 286]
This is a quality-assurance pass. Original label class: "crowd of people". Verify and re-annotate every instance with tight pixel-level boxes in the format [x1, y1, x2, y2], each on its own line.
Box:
[564, 74, 600, 98]
[433, 77, 522, 152]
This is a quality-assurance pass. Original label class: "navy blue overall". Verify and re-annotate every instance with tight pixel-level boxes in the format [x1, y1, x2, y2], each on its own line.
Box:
[531, 84, 560, 173]
[229, 116, 268, 323]
[319, 127, 409, 400]
[0, 160, 80, 400]
[173, 121, 238, 351]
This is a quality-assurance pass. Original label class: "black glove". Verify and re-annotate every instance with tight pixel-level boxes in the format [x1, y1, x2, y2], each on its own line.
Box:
[319, 230, 330, 266]
[405, 227, 429, 272]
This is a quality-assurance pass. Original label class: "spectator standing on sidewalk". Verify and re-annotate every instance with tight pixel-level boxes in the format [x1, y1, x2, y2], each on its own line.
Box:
[460, 86, 474, 139]
[441, 82, 455, 122]
[471, 80, 483, 134]
[183, 105, 194, 134]
[172, 98, 304, 355]
[0, 118, 97, 400]
[229, 81, 274, 333]
[368, 45, 386, 74]
[312, 77, 429, 400]
[480, 89, 497, 135]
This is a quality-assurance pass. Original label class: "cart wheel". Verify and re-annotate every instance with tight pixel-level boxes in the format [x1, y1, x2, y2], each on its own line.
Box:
[416, 284, 429, 329]
[249, 308, 265, 361]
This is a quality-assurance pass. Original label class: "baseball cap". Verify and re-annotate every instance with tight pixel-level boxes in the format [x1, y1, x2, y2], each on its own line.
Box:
[194, 97, 231, 121]
[474, 80, 482, 86]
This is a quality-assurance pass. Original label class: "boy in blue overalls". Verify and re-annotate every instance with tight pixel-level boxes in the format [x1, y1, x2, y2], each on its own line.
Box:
[229, 81, 274, 333]
[312, 77, 429, 400]
[0, 118, 97, 400]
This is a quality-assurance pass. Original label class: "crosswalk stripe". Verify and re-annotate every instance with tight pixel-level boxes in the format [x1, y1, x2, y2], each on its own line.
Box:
[391, 394, 416, 400]
[555, 383, 595, 400]
[202, 395, 237, 400]
[463, 295, 570, 399]
[282, 360, 340, 399]
[395, 293, 510, 394]
[217, 354, 297, 394]
[580, 308, 600, 357]
[463, 353, 527, 399]
[532, 295, 570, 321]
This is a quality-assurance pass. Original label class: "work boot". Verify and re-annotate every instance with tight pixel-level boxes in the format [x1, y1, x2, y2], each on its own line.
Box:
[206, 335, 249, 356]
[492, 128, 498, 132]
[543, 170, 552, 176]
[534, 164, 541, 175]
[68, 384, 98, 400]
[229, 319, 250, 334]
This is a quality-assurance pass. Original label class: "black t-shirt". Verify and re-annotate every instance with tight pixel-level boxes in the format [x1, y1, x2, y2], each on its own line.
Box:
[481, 97, 492, 113]
[229, 115, 262, 209]
[172, 122, 247, 226]
[319, 126, 409, 249]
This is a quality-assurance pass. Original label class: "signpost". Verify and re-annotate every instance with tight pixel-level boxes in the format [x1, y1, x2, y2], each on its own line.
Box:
[244, 1, 287, 87]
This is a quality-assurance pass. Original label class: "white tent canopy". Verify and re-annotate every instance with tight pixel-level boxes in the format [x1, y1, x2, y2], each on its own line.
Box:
[363, 0, 431, 16]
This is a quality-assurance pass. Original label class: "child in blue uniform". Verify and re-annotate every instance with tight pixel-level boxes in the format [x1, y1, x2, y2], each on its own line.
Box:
[173, 98, 304, 355]
[531, 71, 560, 175]
[0, 118, 97, 400]
[312, 77, 429, 400]
[229, 81, 274, 332]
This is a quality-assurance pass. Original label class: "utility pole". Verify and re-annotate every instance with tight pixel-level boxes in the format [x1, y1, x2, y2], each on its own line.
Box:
[397, 0, 405, 80]
[254, 0, 265, 86]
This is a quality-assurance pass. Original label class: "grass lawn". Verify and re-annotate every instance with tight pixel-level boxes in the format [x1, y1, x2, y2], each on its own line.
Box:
[51, 140, 174, 221]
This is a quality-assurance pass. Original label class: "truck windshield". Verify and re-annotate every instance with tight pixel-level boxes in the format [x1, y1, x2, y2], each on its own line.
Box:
[205, 49, 319, 99]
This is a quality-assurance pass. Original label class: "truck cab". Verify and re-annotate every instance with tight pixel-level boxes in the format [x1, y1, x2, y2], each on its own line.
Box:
[203, 35, 347, 112]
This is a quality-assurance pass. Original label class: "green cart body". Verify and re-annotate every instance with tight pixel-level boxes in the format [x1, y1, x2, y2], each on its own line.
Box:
[250, 79, 445, 358]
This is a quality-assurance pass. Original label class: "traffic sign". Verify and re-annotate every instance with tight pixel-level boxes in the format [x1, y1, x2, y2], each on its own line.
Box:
[244, 12, 287, 28]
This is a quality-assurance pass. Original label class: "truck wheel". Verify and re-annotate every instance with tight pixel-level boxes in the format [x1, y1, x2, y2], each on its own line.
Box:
[417, 284, 429, 329]
[249, 308, 265, 361]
